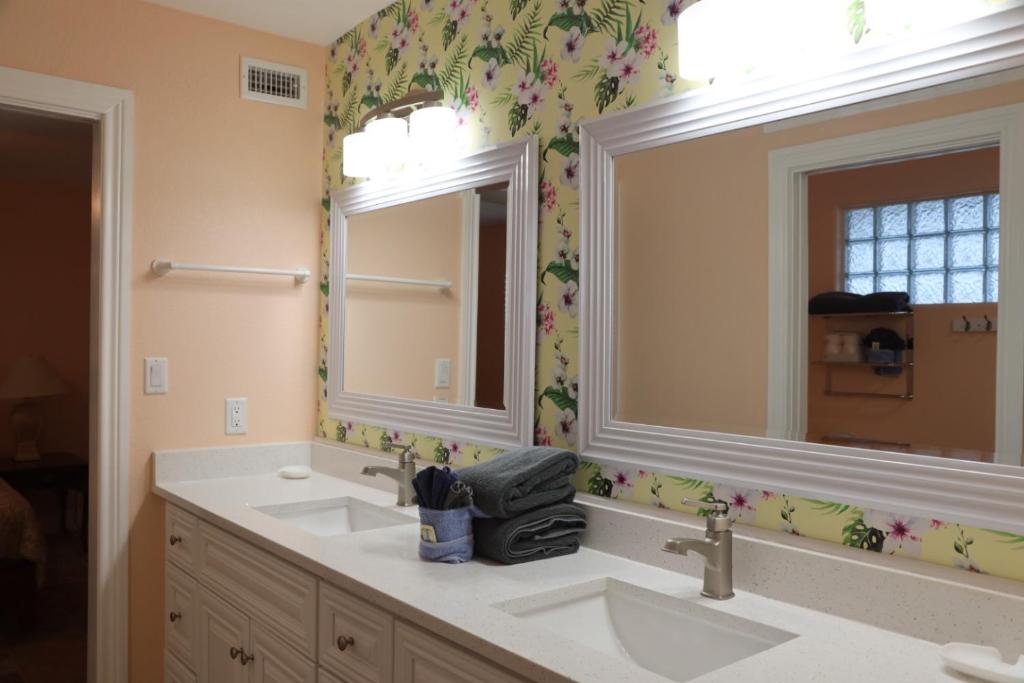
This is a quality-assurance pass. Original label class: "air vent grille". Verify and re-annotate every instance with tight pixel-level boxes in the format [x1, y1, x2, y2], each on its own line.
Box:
[240, 57, 307, 109]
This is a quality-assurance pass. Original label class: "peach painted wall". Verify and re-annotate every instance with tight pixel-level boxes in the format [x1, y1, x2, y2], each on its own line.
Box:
[0, 1, 325, 680]
[615, 77, 1023, 439]
[344, 193, 465, 402]
[0, 174, 92, 459]
[807, 149, 999, 457]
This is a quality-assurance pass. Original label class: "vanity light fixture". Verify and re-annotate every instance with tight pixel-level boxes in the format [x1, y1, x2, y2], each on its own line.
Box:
[342, 89, 458, 179]
[676, 0, 997, 84]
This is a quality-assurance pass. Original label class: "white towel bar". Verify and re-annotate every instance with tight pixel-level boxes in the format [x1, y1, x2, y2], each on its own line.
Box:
[151, 259, 311, 284]
[345, 274, 452, 290]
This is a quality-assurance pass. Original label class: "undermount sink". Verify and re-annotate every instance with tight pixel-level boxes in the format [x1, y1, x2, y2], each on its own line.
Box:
[496, 578, 796, 682]
[252, 497, 416, 537]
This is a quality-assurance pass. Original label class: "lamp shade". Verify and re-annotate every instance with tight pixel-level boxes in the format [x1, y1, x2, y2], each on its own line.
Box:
[409, 105, 459, 169]
[365, 116, 408, 178]
[342, 130, 376, 179]
[0, 355, 69, 400]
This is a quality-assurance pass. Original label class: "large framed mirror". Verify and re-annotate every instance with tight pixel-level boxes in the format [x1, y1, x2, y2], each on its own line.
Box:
[328, 138, 537, 448]
[579, 7, 1024, 532]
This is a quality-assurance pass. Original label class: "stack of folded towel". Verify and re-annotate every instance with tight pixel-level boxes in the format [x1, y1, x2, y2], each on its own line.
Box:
[458, 447, 586, 564]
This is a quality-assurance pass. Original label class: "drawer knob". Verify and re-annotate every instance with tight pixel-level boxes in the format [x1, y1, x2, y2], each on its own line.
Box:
[337, 635, 355, 651]
[169, 535, 183, 546]
[169, 611, 182, 623]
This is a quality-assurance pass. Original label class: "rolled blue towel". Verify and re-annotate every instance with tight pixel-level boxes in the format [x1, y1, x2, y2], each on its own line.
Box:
[473, 503, 586, 564]
[418, 506, 485, 564]
[458, 447, 579, 518]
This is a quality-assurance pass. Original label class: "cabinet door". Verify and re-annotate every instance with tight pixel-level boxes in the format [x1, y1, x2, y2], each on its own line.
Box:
[251, 622, 316, 683]
[196, 587, 252, 683]
[393, 622, 524, 683]
[166, 650, 198, 683]
[166, 561, 199, 670]
[318, 583, 394, 683]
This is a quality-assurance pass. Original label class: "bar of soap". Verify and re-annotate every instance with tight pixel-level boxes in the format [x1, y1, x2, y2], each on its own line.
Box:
[278, 465, 312, 480]
[940, 643, 1024, 683]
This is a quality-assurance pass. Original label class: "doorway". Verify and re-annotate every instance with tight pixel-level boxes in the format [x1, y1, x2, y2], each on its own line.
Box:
[0, 66, 132, 683]
[0, 106, 93, 682]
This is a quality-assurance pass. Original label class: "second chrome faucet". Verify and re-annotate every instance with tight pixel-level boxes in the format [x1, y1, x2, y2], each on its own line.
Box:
[662, 498, 734, 600]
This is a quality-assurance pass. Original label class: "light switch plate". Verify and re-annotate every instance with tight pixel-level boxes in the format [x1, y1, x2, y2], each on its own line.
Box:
[144, 357, 168, 394]
[225, 397, 247, 435]
[434, 358, 451, 388]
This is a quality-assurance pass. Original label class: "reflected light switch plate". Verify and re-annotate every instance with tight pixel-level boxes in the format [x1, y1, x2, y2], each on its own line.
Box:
[144, 357, 168, 394]
[434, 358, 451, 388]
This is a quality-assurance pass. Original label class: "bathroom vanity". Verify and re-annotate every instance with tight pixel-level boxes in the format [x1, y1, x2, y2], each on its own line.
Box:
[154, 442, 1019, 683]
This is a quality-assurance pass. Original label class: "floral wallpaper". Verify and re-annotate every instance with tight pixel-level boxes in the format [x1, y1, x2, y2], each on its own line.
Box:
[318, 0, 1024, 584]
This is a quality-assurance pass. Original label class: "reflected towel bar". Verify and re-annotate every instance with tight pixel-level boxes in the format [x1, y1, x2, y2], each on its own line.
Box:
[151, 259, 311, 284]
[346, 274, 452, 290]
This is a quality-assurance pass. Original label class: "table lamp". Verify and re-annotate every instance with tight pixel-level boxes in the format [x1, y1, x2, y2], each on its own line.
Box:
[0, 355, 70, 461]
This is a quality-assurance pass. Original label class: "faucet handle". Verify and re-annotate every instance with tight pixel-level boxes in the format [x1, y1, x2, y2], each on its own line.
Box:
[387, 442, 416, 463]
[683, 498, 733, 532]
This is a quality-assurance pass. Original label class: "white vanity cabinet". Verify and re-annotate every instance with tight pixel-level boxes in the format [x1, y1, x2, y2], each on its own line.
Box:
[164, 505, 318, 683]
[165, 503, 529, 683]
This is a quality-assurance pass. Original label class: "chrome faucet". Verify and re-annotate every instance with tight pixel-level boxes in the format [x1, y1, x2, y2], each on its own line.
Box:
[361, 442, 417, 507]
[662, 499, 734, 600]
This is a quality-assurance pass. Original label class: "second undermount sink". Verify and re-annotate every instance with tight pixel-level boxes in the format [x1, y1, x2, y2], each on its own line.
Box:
[252, 497, 415, 537]
[496, 578, 796, 682]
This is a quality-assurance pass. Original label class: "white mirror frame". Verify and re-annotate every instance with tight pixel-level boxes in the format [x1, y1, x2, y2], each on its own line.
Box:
[578, 8, 1024, 533]
[328, 138, 538, 449]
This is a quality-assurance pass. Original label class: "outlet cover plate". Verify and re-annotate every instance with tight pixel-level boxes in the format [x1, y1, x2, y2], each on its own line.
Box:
[225, 397, 247, 435]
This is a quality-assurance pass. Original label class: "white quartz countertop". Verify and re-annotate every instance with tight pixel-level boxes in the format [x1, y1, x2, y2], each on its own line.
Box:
[154, 470, 973, 683]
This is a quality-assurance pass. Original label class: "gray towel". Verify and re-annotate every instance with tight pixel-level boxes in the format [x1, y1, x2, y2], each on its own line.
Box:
[457, 447, 579, 518]
[473, 503, 587, 564]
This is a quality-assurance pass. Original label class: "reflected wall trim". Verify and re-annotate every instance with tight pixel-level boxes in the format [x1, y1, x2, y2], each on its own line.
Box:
[578, 9, 1024, 534]
[767, 105, 1024, 466]
[327, 138, 537, 449]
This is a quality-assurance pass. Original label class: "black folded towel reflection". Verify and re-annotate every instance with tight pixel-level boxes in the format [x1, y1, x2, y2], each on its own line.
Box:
[808, 291, 911, 315]
[472, 503, 587, 564]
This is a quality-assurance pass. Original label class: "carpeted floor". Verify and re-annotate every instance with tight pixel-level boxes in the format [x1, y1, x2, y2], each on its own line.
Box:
[0, 531, 87, 683]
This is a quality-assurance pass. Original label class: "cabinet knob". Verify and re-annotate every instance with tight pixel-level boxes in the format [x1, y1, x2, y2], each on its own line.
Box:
[336, 635, 355, 651]
[169, 535, 182, 546]
[230, 646, 241, 660]
[239, 650, 254, 666]
[169, 611, 182, 623]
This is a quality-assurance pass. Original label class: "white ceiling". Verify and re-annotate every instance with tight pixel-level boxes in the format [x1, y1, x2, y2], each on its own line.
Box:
[145, 0, 394, 45]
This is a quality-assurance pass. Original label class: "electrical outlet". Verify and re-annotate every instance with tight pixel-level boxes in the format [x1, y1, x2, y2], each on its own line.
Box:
[225, 398, 247, 435]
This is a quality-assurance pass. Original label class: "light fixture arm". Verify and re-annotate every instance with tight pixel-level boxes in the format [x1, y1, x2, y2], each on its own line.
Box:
[357, 89, 444, 129]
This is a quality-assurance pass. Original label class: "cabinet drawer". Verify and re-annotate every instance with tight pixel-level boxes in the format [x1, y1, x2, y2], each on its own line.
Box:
[393, 622, 525, 683]
[165, 650, 197, 683]
[166, 505, 199, 575]
[165, 561, 199, 670]
[318, 582, 394, 683]
[253, 623, 317, 683]
[197, 521, 317, 659]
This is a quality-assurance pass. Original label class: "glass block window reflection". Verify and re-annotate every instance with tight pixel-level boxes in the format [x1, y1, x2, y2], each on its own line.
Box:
[843, 193, 1000, 304]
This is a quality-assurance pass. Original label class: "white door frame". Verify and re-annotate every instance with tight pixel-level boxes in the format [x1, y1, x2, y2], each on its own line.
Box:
[767, 104, 1024, 466]
[0, 66, 132, 683]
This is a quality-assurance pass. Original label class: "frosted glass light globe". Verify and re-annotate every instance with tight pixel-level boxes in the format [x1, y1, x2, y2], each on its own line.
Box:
[409, 105, 458, 169]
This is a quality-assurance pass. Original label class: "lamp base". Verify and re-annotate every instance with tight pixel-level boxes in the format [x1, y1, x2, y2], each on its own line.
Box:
[10, 401, 43, 462]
